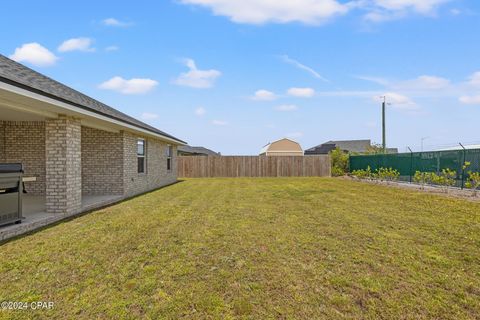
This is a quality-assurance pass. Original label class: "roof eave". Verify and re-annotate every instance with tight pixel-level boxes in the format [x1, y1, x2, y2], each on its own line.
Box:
[0, 78, 187, 145]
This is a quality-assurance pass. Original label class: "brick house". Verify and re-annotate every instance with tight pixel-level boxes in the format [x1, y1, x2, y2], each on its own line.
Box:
[0, 54, 185, 236]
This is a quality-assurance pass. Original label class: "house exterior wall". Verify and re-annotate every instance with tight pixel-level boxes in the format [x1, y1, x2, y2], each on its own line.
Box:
[81, 126, 123, 195]
[0, 120, 178, 213]
[45, 116, 82, 215]
[263, 139, 303, 156]
[0, 121, 46, 195]
[0, 122, 4, 162]
[122, 131, 177, 198]
[266, 151, 304, 156]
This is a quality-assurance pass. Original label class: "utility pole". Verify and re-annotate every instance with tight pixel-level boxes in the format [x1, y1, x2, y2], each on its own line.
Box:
[379, 96, 391, 154]
[382, 96, 386, 153]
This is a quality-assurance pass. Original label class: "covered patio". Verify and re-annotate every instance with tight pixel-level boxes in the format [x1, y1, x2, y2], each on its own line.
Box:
[0, 95, 124, 239]
[0, 195, 123, 240]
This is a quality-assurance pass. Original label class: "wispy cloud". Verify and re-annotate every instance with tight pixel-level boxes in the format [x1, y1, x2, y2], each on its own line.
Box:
[99, 76, 158, 94]
[280, 55, 329, 82]
[212, 119, 228, 126]
[173, 58, 221, 89]
[179, 0, 350, 25]
[58, 37, 95, 53]
[275, 104, 299, 112]
[459, 95, 480, 105]
[287, 87, 316, 98]
[9, 43, 58, 67]
[195, 107, 206, 116]
[252, 89, 277, 101]
[105, 45, 119, 52]
[102, 18, 133, 27]
[374, 92, 418, 110]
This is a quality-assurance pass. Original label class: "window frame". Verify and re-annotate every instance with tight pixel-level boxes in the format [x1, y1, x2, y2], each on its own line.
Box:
[166, 145, 173, 171]
[137, 138, 146, 174]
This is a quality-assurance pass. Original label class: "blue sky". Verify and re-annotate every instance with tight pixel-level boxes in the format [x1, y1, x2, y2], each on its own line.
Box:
[1, 0, 479, 154]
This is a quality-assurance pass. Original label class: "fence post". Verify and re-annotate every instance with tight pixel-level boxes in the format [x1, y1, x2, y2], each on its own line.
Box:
[460, 143, 466, 189]
[407, 147, 413, 183]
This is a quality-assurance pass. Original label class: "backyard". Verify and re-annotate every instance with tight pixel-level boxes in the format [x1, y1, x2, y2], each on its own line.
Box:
[0, 178, 479, 319]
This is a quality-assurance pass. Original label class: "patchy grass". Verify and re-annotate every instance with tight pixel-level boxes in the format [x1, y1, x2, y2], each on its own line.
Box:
[1, 178, 480, 319]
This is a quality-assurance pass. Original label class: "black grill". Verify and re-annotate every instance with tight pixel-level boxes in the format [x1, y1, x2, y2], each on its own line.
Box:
[0, 163, 24, 226]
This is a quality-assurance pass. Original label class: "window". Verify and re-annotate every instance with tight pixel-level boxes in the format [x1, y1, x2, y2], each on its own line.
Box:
[137, 139, 146, 173]
[166, 145, 173, 171]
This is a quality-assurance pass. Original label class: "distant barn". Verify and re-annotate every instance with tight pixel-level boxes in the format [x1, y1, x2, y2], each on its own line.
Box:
[260, 138, 303, 156]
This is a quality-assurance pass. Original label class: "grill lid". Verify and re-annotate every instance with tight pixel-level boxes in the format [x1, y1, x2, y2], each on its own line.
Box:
[0, 163, 23, 173]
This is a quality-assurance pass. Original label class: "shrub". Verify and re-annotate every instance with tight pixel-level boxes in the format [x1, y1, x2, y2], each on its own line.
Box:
[436, 168, 457, 193]
[413, 171, 427, 189]
[375, 167, 400, 183]
[351, 166, 373, 180]
[330, 147, 349, 177]
[466, 171, 480, 197]
[414, 169, 456, 192]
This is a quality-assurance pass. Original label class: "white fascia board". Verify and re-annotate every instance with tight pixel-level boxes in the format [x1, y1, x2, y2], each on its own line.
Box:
[0, 81, 186, 145]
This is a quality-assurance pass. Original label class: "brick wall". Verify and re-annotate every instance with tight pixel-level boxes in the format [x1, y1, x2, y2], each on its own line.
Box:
[0, 121, 46, 195]
[45, 117, 82, 215]
[0, 122, 5, 162]
[81, 127, 123, 195]
[122, 131, 177, 197]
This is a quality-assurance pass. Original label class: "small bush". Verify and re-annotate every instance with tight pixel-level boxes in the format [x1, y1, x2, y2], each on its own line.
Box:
[375, 167, 400, 183]
[466, 171, 480, 197]
[414, 169, 456, 193]
[330, 147, 349, 177]
[351, 166, 373, 180]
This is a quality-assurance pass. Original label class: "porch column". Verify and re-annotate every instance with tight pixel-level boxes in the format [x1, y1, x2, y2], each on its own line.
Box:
[45, 116, 82, 215]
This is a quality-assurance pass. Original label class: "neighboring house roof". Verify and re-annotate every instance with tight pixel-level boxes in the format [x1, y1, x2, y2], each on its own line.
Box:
[178, 145, 220, 156]
[0, 54, 186, 144]
[305, 139, 372, 154]
[260, 138, 303, 155]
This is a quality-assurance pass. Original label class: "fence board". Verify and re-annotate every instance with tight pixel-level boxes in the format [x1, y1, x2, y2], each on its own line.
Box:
[178, 156, 331, 178]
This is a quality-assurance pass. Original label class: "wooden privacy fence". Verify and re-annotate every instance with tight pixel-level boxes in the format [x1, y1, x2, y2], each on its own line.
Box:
[178, 156, 331, 178]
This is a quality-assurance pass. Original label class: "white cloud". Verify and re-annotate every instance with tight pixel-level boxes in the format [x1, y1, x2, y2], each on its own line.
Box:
[374, 92, 417, 110]
[58, 37, 95, 53]
[286, 132, 304, 139]
[105, 46, 119, 52]
[173, 59, 221, 89]
[179, 0, 351, 25]
[102, 18, 132, 27]
[364, 0, 451, 22]
[459, 95, 480, 105]
[372, 0, 451, 14]
[99, 76, 158, 95]
[275, 104, 299, 112]
[398, 75, 451, 90]
[195, 107, 206, 116]
[450, 8, 461, 15]
[252, 89, 277, 101]
[467, 72, 480, 87]
[9, 43, 58, 67]
[141, 112, 159, 120]
[280, 55, 329, 81]
[287, 87, 315, 98]
[212, 119, 228, 126]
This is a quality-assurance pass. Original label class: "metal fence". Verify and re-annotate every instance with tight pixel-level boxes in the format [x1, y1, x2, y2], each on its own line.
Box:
[349, 149, 480, 188]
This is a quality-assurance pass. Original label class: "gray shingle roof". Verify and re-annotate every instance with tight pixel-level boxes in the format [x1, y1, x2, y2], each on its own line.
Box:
[0, 54, 186, 144]
[178, 145, 220, 156]
[306, 140, 372, 154]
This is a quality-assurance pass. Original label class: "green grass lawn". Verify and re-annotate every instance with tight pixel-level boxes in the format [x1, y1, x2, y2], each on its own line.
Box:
[1, 178, 480, 319]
